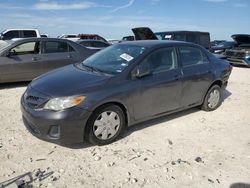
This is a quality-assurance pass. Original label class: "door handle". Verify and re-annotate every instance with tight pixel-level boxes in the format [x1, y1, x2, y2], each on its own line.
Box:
[67, 54, 72, 58]
[32, 57, 40, 61]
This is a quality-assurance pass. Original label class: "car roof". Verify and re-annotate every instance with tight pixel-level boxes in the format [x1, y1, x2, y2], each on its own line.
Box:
[120, 40, 194, 48]
[9, 37, 72, 43]
[77, 39, 107, 43]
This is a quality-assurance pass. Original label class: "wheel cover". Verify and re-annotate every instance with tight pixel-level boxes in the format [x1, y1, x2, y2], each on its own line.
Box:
[93, 111, 120, 140]
[207, 89, 220, 109]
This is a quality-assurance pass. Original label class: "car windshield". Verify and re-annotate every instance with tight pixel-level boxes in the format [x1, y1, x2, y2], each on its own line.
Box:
[81, 44, 147, 75]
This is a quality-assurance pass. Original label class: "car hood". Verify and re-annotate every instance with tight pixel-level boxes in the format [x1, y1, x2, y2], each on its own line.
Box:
[231, 34, 250, 45]
[132, 27, 158, 40]
[30, 64, 110, 97]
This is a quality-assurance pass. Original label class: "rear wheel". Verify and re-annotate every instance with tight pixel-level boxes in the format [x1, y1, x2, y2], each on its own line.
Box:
[201, 85, 222, 111]
[85, 105, 125, 145]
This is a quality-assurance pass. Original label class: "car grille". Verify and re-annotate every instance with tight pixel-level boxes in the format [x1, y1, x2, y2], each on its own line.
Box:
[24, 88, 49, 109]
[225, 51, 246, 58]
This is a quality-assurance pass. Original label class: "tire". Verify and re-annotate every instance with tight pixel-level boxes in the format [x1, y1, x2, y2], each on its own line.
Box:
[201, 85, 222, 111]
[85, 105, 125, 145]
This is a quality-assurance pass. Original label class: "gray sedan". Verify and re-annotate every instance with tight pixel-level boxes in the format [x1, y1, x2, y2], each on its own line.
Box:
[0, 38, 98, 83]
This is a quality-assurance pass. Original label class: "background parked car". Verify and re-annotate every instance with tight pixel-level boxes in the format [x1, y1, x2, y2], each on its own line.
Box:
[122, 35, 135, 41]
[0, 29, 41, 41]
[154, 30, 211, 49]
[0, 37, 99, 83]
[107, 39, 120, 44]
[211, 40, 226, 47]
[210, 41, 237, 54]
[123, 27, 211, 49]
[76, 39, 110, 50]
[225, 34, 250, 67]
[57, 34, 79, 42]
[78, 34, 108, 43]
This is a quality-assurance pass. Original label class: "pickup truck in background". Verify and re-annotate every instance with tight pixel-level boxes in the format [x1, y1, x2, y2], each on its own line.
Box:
[0, 29, 41, 41]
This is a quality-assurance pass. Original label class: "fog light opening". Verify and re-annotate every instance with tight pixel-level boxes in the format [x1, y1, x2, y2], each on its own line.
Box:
[49, 125, 60, 138]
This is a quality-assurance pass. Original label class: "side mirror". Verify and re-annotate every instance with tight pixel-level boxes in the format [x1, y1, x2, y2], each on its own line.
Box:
[5, 50, 16, 57]
[132, 62, 151, 79]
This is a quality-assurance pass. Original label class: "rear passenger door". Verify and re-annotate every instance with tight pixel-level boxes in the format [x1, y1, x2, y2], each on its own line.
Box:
[178, 45, 213, 107]
[41, 41, 79, 73]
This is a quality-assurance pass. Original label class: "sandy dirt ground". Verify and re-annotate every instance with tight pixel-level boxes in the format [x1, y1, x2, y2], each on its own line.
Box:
[0, 67, 250, 188]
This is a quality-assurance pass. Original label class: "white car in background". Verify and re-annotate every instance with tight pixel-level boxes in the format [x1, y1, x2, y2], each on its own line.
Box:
[57, 34, 80, 42]
[107, 39, 120, 44]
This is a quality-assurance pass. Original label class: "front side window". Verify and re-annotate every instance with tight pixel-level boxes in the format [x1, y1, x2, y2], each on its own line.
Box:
[179, 46, 208, 67]
[3, 31, 19, 40]
[140, 47, 178, 74]
[82, 44, 147, 75]
[43, 41, 68, 53]
[10, 42, 40, 55]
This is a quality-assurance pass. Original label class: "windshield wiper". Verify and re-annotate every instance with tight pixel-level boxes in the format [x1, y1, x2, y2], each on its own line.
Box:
[78, 63, 94, 72]
[79, 63, 109, 75]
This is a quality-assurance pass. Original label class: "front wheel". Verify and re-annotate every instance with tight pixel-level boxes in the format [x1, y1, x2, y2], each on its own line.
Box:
[85, 105, 125, 145]
[201, 85, 222, 111]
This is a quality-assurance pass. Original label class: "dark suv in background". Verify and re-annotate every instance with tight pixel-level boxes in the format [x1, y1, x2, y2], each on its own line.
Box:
[155, 31, 211, 49]
[126, 27, 211, 49]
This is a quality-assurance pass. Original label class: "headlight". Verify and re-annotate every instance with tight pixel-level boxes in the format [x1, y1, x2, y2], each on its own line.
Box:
[246, 51, 250, 56]
[43, 96, 85, 111]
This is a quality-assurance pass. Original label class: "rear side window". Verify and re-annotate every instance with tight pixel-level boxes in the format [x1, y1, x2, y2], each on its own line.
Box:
[179, 46, 208, 67]
[43, 41, 68, 53]
[79, 41, 91, 47]
[92, 41, 109, 48]
[141, 47, 178, 74]
[3, 30, 19, 40]
[23, 30, 37, 38]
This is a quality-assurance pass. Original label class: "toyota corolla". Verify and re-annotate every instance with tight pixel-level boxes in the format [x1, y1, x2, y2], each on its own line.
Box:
[21, 40, 232, 145]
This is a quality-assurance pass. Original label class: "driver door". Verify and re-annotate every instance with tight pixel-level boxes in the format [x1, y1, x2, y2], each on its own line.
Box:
[131, 47, 183, 120]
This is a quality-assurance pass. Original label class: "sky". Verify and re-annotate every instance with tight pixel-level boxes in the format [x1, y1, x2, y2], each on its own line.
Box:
[0, 0, 249, 40]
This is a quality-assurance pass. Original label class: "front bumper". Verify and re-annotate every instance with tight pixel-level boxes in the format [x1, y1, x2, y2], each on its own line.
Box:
[21, 96, 92, 145]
